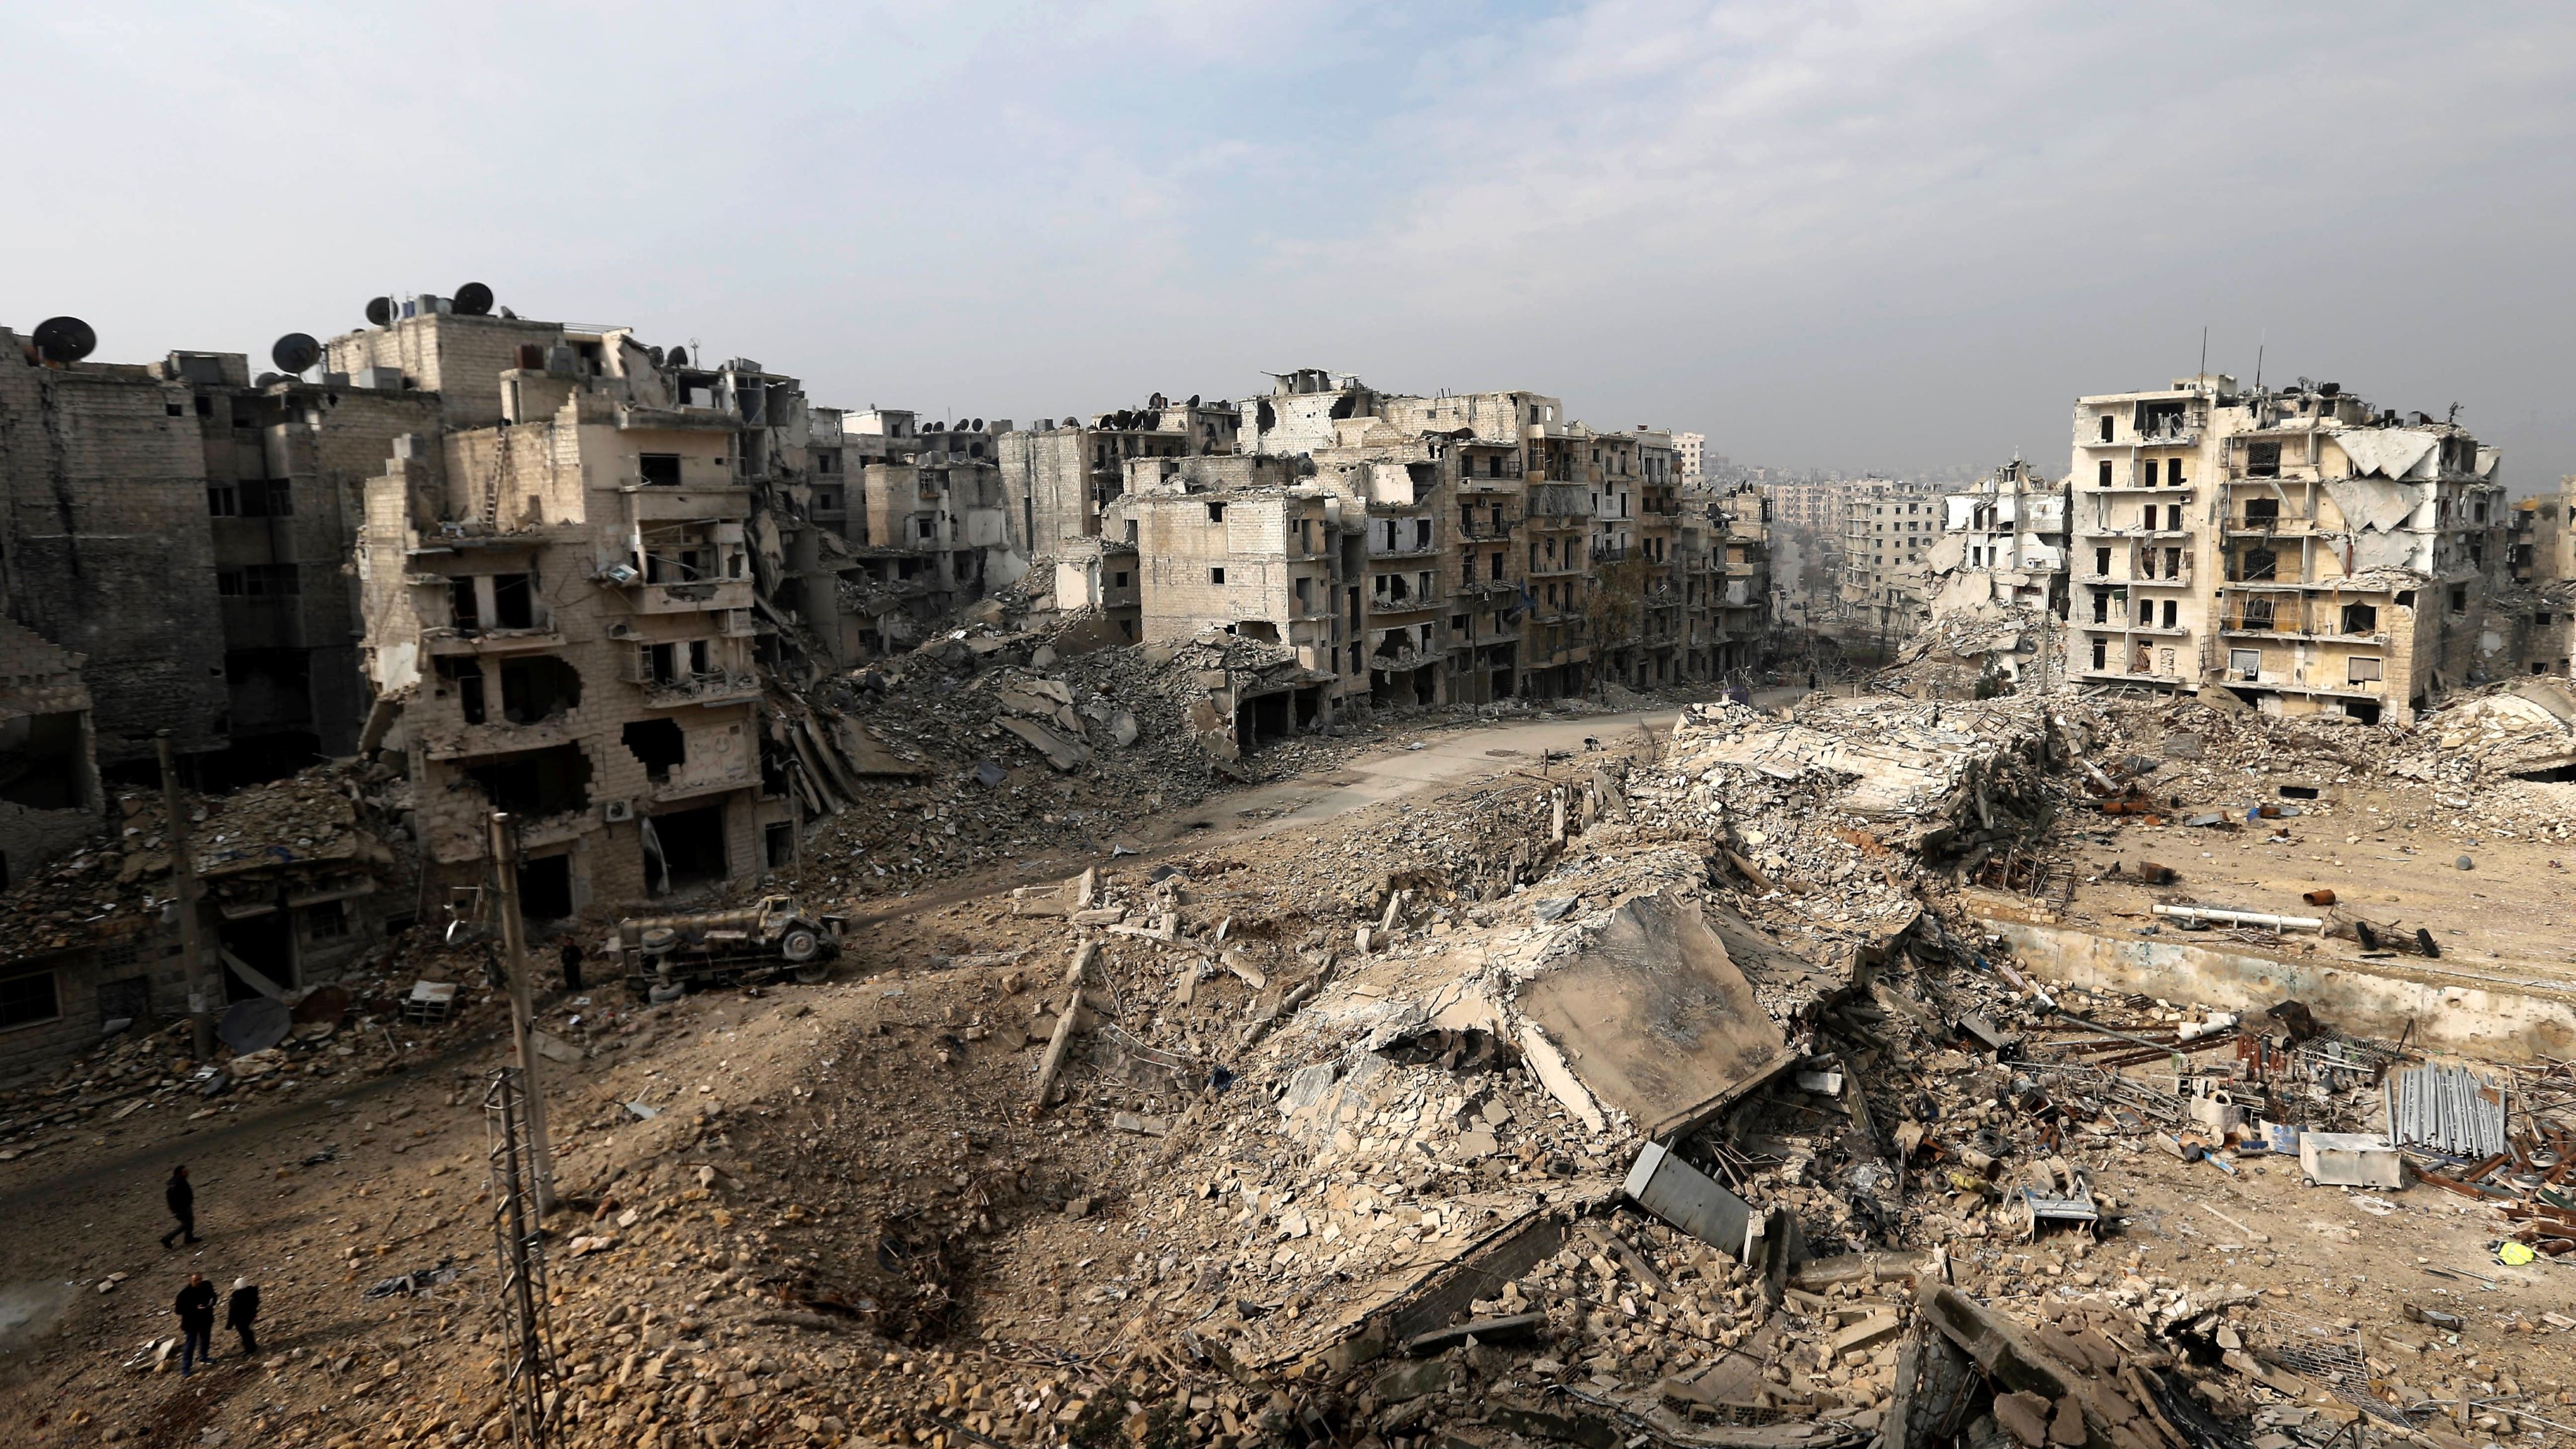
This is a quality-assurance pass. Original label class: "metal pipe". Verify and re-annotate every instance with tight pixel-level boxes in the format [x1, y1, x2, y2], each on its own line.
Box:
[2151, 904, 2325, 931]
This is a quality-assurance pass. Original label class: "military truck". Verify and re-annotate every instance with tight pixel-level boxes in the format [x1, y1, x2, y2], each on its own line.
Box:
[608, 896, 846, 999]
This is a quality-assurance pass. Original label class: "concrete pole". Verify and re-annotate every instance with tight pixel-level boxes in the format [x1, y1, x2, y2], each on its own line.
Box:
[487, 813, 558, 1212]
[156, 732, 216, 1061]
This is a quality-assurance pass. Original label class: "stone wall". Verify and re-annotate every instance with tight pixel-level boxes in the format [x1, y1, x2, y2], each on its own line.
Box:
[0, 341, 230, 763]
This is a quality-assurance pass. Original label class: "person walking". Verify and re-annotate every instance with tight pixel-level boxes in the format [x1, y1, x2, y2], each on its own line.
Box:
[174, 1272, 216, 1375]
[159, 1165, 198, 1248]
[225, 1276, 260, 1356]
[558, 936, 583, 992]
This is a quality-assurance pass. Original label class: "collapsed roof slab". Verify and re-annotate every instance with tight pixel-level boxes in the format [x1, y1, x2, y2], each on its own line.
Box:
[1514, 891, 1798, 1143]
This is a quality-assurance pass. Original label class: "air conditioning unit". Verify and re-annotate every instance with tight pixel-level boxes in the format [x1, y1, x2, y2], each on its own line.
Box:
[603, 799, 635, 823]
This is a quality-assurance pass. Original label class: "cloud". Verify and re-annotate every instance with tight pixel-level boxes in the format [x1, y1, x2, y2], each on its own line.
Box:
[4, 2, 2572, 482]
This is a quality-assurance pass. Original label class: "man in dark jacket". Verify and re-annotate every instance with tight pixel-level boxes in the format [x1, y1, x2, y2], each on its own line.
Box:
[558, 936, 584, 992]
[225, 1276, 260, 1355]
[160, 1165, 198, 1248]
[174, 1272, 216, 1375]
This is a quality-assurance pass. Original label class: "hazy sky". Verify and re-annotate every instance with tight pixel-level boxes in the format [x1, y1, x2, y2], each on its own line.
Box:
[6, 2, 2572, 489]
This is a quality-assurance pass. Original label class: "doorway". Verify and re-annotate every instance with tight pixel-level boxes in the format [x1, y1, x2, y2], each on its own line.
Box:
[517, 853, 574, 921]
[648, 804, 730, 894]
[216, 912, 294, 1004]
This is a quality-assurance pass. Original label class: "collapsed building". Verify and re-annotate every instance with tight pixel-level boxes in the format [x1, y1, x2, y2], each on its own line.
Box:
[1906, 460, 2071, 687]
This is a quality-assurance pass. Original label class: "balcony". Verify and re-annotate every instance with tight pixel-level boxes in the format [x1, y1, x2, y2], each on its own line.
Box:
[421, 625, 565, 657]
[620, 577, 755, 614]
[2082, 421, 2200, 449]
[647, 765, 760, 804]
[2077, 667, 2194, 687]
[636, 671, 763, 709]
[619, 482, 752, 524]
[1368, 591, 1443, 616]
[2223, 514, 2317, 536]
[1457, 519, 1520, 540]
[1367, 641, 1443, 674]
[2081, 478, 2196, 494]
[2082, 620, 2191, 638]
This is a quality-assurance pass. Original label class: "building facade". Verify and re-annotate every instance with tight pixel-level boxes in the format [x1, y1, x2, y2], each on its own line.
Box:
[351, 307, 789, 916]
[2067, 374, 2506, 723]
[1839, 484, 1937, 646]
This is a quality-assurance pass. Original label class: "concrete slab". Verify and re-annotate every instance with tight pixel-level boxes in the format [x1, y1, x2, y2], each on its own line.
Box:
[1514, 891, 1797, 1141]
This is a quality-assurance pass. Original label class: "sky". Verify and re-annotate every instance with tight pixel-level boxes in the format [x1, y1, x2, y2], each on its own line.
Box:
[5, 1, 2573, 489]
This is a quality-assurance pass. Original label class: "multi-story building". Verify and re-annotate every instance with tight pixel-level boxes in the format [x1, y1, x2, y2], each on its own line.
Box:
[1374, 389, 1558, 702]
[1, 326, 235, 772]
[1310, 420, 1457, 709]
[350, 306, 791, 916]
[998, 397, 1236, 553]
[2506, 477, 2575, 677]
[1679, 482, 1772, 680]
[2067, 374, 2506, 723]
[1113, 454, 1357, 741]
[1839, 484, 1937, 646]
[1674, 431, 1706, 485]
[1933, 459, 2069, 615]
[182, 355, 445, 779]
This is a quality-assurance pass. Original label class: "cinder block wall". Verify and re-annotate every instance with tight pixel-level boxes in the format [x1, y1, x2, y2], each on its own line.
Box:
[0, 352, 230, 763]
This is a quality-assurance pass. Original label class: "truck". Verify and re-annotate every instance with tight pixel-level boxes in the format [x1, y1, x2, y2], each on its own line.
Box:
[606, 896, 847, 999]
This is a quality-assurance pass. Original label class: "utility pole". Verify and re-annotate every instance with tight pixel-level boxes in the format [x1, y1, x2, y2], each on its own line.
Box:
[157, 731, 215, 1060]
[484, 1066, 564, 1449]
[487, 813, 557, 1212]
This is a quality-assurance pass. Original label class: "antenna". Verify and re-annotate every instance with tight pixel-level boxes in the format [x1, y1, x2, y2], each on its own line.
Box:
[2253, 330, 2265, 393]
[2198, 326, 2207, 381]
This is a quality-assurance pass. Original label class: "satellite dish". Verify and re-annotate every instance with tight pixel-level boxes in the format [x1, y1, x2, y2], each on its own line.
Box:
[971, 418, 984, 432]
[452, 282, 494, 316]
[254, 372, 281, 387]
[217, 996, 292, 1055]
[270, 332, 322, 374]
[647, 345, 665, 366]
[364, 296, 394, 327]
[667, 345, 688, 367]
[31, 316, 96, 363]
[1187, 394, 1201, 407]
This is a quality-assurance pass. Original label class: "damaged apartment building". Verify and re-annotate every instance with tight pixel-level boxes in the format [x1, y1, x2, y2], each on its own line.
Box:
[1023, 371, 1767, 730]
[340, 297, 796, 916]
[999, 394, 1242, 648]
[0, 316, 445, 864]
[813, 408, 1030, 659]
[2067, 372, 2512, 723]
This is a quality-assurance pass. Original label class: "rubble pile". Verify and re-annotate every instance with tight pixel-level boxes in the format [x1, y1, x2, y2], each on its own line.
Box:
[0, 933, 523, 1160]
[2064, 691, 2576, 846]
[1884, 599, 2055, 695]
[0, 760, 411, 961]
[1666, 694, 2067, 895]
[25, 672, 2576, 1449]
[784, 643, 1330, 895]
